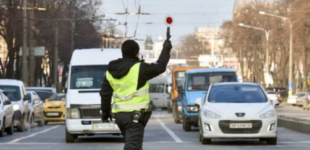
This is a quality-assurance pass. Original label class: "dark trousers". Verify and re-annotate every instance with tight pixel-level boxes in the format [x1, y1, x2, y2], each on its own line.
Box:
[115, 111, 152, 150]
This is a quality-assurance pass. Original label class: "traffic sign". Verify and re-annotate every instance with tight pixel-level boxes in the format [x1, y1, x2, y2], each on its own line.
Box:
[165, 16, 173, 25]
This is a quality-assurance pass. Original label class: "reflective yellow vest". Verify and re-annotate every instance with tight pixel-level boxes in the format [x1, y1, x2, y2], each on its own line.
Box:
[106, 63, 150, 113]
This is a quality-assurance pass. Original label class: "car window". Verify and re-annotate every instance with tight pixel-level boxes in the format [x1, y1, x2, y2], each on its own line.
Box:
[27, 93, 32, 103]
[50, 93, 66, 101]
[0, 85, 21, 101]
[149, 84, 165, 93]
[207, 84, 267, 103]
[36, 91, 54, 101]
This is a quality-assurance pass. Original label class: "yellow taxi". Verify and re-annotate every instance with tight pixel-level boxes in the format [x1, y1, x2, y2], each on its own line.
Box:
[43, 93, 66, 124]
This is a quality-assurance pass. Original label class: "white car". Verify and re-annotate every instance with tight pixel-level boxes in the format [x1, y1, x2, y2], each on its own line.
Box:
[0, 90, 14, 137]
[265, 91, 280, 106]
[0, 79, 30, 132]
[26, 91, 45, 127]
[196, 82, 277, 145]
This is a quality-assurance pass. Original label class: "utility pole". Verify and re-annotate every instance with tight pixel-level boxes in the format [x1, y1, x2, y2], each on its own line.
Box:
[71, 20, 75, 55]
[29, 2, 35, 86]
[54, 21, 59, 88]
[22, 0, 28, 85]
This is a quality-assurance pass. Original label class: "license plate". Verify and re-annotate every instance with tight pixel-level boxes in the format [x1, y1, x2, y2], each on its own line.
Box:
[92, 123, 115, 130]
[47, 113, 59, 116]
[229, 123, 252, 129]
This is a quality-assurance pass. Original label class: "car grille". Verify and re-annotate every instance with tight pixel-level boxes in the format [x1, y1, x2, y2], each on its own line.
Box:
[80, 109, 101, 119]
[44, 112, 63, 118]
[47, 106, 61, 109]
[219, 120, 262, 134]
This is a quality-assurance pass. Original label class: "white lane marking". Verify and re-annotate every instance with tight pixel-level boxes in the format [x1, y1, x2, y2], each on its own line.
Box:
[279, 141, 310, 144]
[7, 125, 60, 144]
[154, 116, 183, 143]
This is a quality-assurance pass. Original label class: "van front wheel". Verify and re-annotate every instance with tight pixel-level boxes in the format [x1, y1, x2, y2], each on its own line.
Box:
[65, 128, 76, 143]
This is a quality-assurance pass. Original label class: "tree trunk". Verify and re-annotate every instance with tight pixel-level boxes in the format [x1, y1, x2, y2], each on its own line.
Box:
[303, 47, 308, 91]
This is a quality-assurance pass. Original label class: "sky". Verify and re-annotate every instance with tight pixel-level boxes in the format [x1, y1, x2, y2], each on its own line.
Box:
[100, 0, 236, 46]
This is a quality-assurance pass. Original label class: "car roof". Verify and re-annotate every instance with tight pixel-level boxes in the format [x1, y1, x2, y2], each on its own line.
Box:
[186, 68, 235, 74]
[212, 82, 260, 86]
[0, 79, 24, 86]
[70, 48, 122, 66]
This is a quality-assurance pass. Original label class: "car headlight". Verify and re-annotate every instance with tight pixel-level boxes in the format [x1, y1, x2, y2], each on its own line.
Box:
[260, 110, 276, 119]
[203, 110, 221, 119]
[13, 105, 20, 111]
[187, 105, 199, 112]
[70, 108, 80, 119]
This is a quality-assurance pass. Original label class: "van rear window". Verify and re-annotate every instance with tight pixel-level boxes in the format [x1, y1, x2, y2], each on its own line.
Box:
[70, 65, 107, 89]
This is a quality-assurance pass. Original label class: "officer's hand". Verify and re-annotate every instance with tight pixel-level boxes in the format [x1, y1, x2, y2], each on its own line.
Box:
[163, 40, 172, 52]
[101, 112, 112, 123]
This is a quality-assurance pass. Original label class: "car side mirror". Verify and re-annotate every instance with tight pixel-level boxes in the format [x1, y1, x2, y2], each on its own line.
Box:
[61, 98, 66, 101]
[195, 98, 202, 109]
[177, 86, 184, 95]
[4, 100, 11, 105]
[64, 87, 67, 93]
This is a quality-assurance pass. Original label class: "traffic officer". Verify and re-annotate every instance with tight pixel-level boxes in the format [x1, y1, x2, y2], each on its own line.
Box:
[100, 38, 172, 150]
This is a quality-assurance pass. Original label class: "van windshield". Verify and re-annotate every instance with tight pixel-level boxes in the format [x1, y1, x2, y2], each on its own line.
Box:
[174, 71, 185, 87]
[186, 72, 237, 91]
[0, 85, 21, 101]
[70, 65, 107, 89]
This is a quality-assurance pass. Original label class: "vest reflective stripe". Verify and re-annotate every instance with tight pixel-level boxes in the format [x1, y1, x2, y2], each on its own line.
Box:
[113, 103, 149, 109]
[106, 63, 150, 113]
[113, 89, 149, 101]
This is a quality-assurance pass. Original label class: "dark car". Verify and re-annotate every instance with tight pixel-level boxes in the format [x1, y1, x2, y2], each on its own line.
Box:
[265, 87, 288, 102]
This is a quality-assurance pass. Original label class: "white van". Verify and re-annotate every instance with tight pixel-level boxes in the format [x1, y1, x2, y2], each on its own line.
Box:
[149, 76, 171, 109]
[65, 48, 121, 143]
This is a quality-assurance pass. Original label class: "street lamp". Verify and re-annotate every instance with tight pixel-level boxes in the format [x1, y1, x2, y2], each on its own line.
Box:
[238, 23, 273, 86]
[259, 11, 295, 96]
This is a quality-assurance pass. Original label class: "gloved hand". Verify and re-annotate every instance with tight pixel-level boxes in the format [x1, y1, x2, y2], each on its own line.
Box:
[101, 112, 112, 123]
[163, 40, 173, 52]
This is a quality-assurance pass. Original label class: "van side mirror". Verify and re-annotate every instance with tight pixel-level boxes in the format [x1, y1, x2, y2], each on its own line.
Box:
[177, 86, 184, 95]
[23, 95, 30, 101]
[167, 86, 172, 93]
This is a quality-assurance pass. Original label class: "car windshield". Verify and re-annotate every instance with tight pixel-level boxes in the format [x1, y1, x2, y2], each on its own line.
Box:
[70, 65, 107, 89]
[36, 91, 54, 101]
[187, 72, 236, 91]
[208, 84, 267, 103]
[267, 91, 277, 94]
[0, 85, 21, 101]
[49, 93, 66, 101]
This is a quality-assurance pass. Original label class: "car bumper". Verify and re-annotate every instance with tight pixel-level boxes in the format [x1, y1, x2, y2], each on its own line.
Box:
[66, 119, 121, 135]
[44, 108, 66, 121]
[201, 117, 277, 139]
[184, 115, 199, 123]
[287, 99, 296, 104]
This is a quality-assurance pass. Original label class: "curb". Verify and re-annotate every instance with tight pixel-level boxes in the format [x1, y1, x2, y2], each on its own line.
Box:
[278, 116, 310, 135]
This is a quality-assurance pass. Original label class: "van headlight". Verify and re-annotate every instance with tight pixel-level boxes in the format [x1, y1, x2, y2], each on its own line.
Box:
[13, 105, 20, 111]
[69, 108, 80, 119]
[260, 110, 276, 119]
[203, 110, 221, 119]
[187, 105, 199, 112]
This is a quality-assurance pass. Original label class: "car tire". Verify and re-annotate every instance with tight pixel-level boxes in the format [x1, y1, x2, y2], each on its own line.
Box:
[182, 116, 191, 131]
[65, 128, 76, 143]
[17, 114, 27, 132]
[200, 134, 211, 145]
[0, 118, 5, 137]
[5, 117, 14, 135]
[266, 137, 277, 145]
[44, 120, 49, 125]
[38, 117, 44, 127]
[30, 115, 35, 128]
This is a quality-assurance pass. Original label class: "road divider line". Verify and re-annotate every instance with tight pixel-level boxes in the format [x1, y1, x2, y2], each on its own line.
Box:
[154, 116, 183, 143]
[7, 125, 60, 144]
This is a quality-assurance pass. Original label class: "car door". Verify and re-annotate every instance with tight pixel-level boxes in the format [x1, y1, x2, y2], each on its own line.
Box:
[2, 93, 13, 127]
[21, 86, 29, 114]
[33, 93, 43, 120]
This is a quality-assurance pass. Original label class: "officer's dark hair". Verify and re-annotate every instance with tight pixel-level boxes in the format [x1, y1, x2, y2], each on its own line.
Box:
[121, 40, 140, 57]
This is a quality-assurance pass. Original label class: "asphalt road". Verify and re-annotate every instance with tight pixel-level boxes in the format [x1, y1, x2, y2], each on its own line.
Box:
[1, 109, 310, 150]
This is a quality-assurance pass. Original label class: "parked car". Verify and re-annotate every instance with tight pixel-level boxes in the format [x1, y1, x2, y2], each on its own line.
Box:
[26, 88, 55, 102]
[26, 91, 45, 127]
[265, 87, 288, 102]
[0, 79, 30, 132]
[287, 92, 310, 107]
[266, 91, 280, 106]
[44, 93, 66, 125]
[0, 90, 14, 137]
[197, 82, 277, 145]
